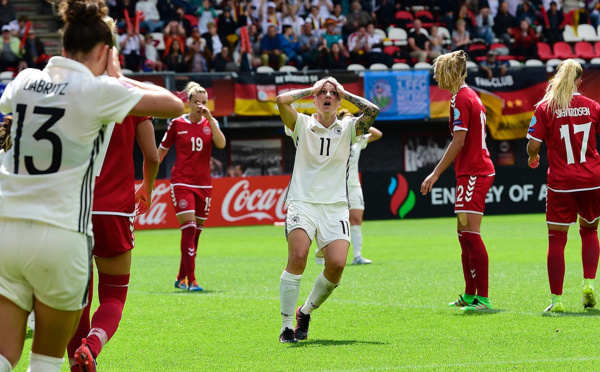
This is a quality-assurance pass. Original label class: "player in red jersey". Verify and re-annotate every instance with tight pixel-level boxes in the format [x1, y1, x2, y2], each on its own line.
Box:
[65, 115, 159, 372]
[421, 50, 495, 311]
[527, 59, 600, 313]
[158, 82, 226, 291]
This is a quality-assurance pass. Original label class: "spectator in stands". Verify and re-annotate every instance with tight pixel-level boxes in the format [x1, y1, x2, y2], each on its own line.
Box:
[23, 29, 48, 70]
[186, 39, 210, 72]
[305, 4, 325, 33]
[0, 0, 15, 27]
[174, 6, 192, 38]
[408, 19, 442, 63]
[324, 41, 348, 69]
[589, 0, 600, 28]
[186, 27, 202, 47]
[11, 15, 28, 37]
[513, 18, 539, 59]
[347, 25, 370, 65]
[374, 0, 397, 30]
[218, 7, 239, 49]
[0, 24, 24, 72]
[439, 0, 459, 29]
[203, 22, 227, 65]
[261, 1, 283, 33]
[298, 22, 320, 68]
[137, 0, 165, 33]
[312, 0, 334, 19]
[516, 0, 536, 24]
[366, 22, 392, 66]
[282, 4, 306, 36]
[281, 24, 303, 67]
[163, 19, 187, 59]
[197, 0, 217, 34]
[457, 3, 476, 35]
[165, 38, 188, 72]
[345, 0, 372, 34]
[247, 23, 263, 57]
[475, 6, 495, 45]
[213, 45, 239, 71]
[322, 18, 344, 50]
[544, 1, 564, 45]
[479, 50, 507, 78]
[330, 3, 347, 34]
[261, 24, 286, 68]
[119, 27, 145, 71]
[429, 25, 447, 55]
[113, 0, 137, 32]
[144, 33, 164, 71]
[494, 1, 517, 45]
[452, 19, 471, 52]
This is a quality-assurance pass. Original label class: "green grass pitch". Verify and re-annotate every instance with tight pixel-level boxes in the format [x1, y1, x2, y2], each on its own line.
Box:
[15, 214, 600, 371]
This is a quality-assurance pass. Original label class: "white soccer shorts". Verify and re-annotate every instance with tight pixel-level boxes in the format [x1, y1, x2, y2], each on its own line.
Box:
[348, 186, 365, 211]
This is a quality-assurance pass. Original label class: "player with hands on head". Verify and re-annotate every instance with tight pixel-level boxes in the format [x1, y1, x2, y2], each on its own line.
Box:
[158, 82, 226, 292]
[276, 77, 379, 343]
[420, 50, 496, 312]
[0, 0, 184, 370]
[527, 59, 600, 313]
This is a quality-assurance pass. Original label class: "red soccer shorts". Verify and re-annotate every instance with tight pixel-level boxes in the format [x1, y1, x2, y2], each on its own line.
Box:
[454, 175, 494, 215]
[546, 188, 600, 225]
[170, 185, 212, 220]
[92, 214, 135, 258]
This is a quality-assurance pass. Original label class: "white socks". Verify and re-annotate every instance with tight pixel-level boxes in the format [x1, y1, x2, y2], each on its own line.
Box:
[351, 225, 362, 259]
[27, 353, 63, 372]
[302, 272, 338, 315]
[280, 270, 302, 332]
[0, 354, 12, 372]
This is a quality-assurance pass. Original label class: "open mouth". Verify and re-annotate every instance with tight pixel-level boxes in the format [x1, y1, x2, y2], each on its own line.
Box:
[324, 101, 331, 107]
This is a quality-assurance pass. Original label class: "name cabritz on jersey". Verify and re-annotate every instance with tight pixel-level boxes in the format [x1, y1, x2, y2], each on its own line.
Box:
[22, 79, 69, 96]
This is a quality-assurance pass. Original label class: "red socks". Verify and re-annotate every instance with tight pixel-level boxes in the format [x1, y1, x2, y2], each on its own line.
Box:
[194, 225, 203, 250]
[462, 231, 489, 298]
[548, 230, 568, 295]
[580, 226, 599, 279]
[457, 231, 476, 296]
[85, 273, 130, 358]
[180, 221, 197, 283]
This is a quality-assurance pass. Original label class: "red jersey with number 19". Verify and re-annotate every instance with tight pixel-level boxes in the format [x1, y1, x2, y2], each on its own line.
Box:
[160, 115, 214, 187]
[527, 93, 600, 192]
[449, 85, 495, 177]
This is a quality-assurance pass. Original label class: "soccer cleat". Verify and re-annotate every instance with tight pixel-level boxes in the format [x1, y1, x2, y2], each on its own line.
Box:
[582, 280, 596, 309]
[279, 327, 297, 343]
[352, 256, 372, 265]
[544, 294, 564, 313]
[74, 339, 97, 372]
[448, 294, 475, 307]
[461, 296, 492, 311]
[315, 257, 324, 265]
[188, 280, 204, 291]
[294, 306, 311, 340]
[174, 278, 188, 290]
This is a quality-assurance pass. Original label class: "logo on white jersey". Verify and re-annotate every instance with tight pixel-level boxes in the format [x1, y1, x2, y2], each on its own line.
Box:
[179, 199, 188, 209]
[334, 127, 342, 135]
[291, 215, 300, 224]
[221, 180, 287, 222]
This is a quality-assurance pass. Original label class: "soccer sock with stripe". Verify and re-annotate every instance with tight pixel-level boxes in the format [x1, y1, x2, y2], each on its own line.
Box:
[180, 221, 197, 283]
[462, 231, 489, 298]
[457, 230, 476, 296]
[27, 353, 63, 372]
[67, 271, 93, 370]
[85, 273, 130, 358]
[302, 271, 338, 315]
[548, 230, 568, 296]
[351, 225, 363, 259]
[580, 226, 599, 279]
[280, 270, 302, 332]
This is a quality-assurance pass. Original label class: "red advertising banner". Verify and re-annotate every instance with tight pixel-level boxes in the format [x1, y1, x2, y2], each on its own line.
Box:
[135, 175, 291, 230]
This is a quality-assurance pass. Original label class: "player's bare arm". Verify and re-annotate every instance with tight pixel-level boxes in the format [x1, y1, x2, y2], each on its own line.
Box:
[421, 130, 466, 195]
[367, 127, 382, 143]
[277, 80, 326, 130]
[135, 119, 160, 214]
[526, 139, 541, 169]
[333, 81, 379, 135]
[201, 105, 226, 149]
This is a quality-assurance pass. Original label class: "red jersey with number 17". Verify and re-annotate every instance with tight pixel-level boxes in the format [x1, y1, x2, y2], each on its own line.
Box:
[449, 85, 495, 177]
[160, 115, 214, 187]
[527, 93, 600, 192]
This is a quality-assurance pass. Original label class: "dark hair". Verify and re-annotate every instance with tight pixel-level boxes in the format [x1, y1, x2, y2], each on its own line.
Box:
[0, 115, 13, 152]
[59, 0, 114, 55]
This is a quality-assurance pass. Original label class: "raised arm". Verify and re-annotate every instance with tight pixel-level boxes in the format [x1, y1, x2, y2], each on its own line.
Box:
[201, 105, 226, 149]
[367, 126, 382, 142]
[276, 80, 323, 130]
[332, 80, 380, 135]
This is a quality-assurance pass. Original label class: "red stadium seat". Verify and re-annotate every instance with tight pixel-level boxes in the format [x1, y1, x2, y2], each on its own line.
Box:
[383, 45, 402, 56]
[489, 43, 517, 61]
[395, 10, 414, 28]
[553, 41, 577, 59]
[184, 14, 198, 28]
[414, 10, 434, 28]
[537, 41, 557, 61]
[596, 41, 600, 54]
[574, 41, 596, 60]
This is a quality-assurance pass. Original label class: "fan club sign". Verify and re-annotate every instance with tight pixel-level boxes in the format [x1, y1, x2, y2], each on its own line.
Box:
[134, 175, 291, 230]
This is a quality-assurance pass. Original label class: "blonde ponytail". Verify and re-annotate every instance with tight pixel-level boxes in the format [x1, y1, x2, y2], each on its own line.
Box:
[537, 59, 582, 113]
[185, 82, 207, 101]
[432, 50, 468, 94]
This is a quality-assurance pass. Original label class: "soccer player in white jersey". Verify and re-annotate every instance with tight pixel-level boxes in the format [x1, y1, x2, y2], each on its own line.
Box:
[276, 77, 380, 343]
[0, 0, 184, 370]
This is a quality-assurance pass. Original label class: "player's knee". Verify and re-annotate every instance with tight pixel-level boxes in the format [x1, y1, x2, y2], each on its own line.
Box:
[288, 251, 308, 270]
[325, 257, 346, 274]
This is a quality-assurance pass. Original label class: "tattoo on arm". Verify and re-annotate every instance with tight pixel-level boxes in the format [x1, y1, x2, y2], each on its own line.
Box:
[345, 93, 380, 133]
[289, 88, 313, 101]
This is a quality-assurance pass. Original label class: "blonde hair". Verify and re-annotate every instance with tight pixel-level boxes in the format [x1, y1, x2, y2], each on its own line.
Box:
[537, 59, 582, 113]
[0, 115, 12, 152]
[432, 50, 468, 94]
[186, 81, 207, 101]
[337, 108, 353, 119]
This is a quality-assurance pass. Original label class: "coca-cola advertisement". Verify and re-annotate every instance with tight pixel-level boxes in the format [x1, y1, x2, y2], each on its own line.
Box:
[134, 175, 291, 230]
